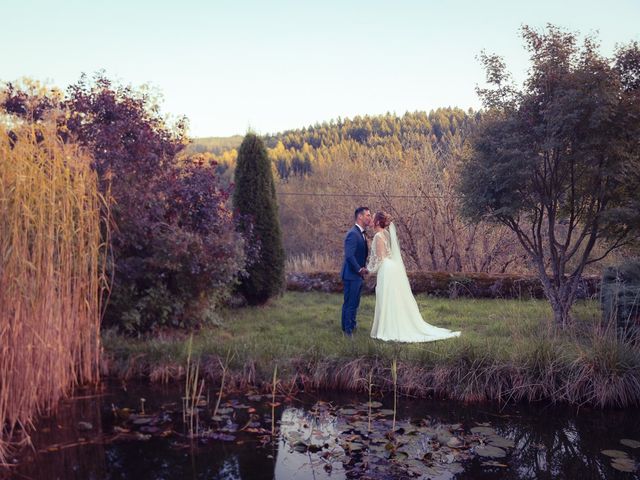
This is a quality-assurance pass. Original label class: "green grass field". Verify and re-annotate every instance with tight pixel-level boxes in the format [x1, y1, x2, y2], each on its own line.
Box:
[103, 292, 640, 406]
[104, 292, 599, 374]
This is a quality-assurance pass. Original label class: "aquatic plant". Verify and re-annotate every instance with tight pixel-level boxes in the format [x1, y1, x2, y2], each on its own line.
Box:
[0, 122, 108, 461]
[183, 335, 204, 437]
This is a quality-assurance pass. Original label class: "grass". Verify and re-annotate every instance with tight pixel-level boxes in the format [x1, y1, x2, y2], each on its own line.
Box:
[102, 292, 640, 408]
[285, 252, 339, 273]
[104, 292, 596, 367]
[0, 122, 107, 462]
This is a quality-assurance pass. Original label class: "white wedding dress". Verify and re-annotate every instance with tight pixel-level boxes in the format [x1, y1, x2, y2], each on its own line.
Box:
[367, 223, 461, 342]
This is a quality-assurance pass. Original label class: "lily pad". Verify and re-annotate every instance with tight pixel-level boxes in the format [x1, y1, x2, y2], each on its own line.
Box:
[611, 457, 637, 473]
[601, 449, 629, 459]
[139, 426, 160, 434]
[475, 445, 507, 458]
[470, 426, 496, 436]
[377, 409, 395, 416]
[77, 421, 93, 431]
[132, 417, 152, 425]
[346, 442, 364, 452]
[447, 436, 464, 448]
[482, 460, 508, 468]
[488, 436, 515, 449]
[216, 408, 234, 415]
[404, 459, 439, 476]
[338, 408, 360, 416]
[292, 441, 308, 453]
[620, 438, 640, 449]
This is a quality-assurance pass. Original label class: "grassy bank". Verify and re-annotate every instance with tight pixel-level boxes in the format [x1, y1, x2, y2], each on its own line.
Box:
[102, 292, 640, 408]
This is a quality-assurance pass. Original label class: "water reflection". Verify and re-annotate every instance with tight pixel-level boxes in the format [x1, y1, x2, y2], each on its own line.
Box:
[275, 407, 345, 480]
[5, 382, 640, 480]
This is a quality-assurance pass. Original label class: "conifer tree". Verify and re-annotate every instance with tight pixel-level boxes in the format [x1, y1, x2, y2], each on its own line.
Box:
[233, 133, 285, 304]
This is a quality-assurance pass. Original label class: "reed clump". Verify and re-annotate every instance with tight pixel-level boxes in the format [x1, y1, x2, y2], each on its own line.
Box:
[0, 122, 108, 462]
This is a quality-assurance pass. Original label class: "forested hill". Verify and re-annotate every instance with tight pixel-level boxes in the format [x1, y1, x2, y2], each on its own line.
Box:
[265, 108, 479, 150]
[187, 135, 243, 154]
[187, 108, 481, 178]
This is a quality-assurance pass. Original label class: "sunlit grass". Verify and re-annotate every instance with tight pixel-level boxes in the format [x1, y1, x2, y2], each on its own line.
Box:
[105, 292, 598, 369]
[103, 292, 640, 407]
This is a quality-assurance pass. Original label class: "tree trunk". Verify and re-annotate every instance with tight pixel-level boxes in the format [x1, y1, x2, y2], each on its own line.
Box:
[550, 294, 574, 328]
[539, 270, 582, 328]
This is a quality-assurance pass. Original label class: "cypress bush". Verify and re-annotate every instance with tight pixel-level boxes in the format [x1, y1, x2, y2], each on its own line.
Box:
[233, 133, 285, 304]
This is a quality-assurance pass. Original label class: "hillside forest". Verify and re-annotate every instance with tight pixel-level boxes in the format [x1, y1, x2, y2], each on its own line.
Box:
[187, 110, 623, 274]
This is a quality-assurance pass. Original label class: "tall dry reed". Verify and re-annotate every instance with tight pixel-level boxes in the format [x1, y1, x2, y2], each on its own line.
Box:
[0, 122, 108, 462]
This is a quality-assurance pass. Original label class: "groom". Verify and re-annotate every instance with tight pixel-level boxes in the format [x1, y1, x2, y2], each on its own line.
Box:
[340, 207, 372, 336]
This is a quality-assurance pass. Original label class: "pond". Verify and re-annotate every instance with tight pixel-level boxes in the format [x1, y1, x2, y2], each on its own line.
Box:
[5, 380, 640, 479]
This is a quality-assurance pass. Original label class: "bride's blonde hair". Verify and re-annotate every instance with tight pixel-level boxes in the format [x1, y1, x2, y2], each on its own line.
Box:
[374, 211, 392, 229]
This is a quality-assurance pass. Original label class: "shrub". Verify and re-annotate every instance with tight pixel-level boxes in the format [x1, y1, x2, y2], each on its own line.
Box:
[233, 133, 285, 304]
[1, 75, 249, 333]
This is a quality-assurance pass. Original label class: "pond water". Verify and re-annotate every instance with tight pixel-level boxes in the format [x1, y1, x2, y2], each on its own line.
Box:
[5, 381, 640, 479]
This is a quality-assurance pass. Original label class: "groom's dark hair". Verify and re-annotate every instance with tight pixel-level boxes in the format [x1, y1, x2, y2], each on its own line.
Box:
[354, 206, 370, 219]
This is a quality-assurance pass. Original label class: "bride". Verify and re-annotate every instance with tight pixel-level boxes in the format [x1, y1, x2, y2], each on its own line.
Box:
[366, 212, 461, 342]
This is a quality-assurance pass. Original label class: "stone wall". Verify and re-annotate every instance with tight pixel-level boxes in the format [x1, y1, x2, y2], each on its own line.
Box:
[286, 271, 600, 300]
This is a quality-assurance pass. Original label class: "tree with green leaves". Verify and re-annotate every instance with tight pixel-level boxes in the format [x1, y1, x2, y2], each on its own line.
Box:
[233, 133, 285, 304]
[459, 25, 640, 328]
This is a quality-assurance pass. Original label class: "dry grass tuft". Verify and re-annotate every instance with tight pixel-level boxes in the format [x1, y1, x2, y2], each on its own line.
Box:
[0, 122, 108, 461]
[285, 252, 339, 273]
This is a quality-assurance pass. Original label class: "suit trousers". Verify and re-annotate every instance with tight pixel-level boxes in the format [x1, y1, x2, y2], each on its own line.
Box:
[341, 277, 363, 334]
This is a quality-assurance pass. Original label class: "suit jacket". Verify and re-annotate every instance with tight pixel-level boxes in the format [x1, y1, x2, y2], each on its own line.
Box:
[341, 225, 369, 281]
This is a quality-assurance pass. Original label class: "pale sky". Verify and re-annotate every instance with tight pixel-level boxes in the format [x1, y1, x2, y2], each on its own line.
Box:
[2, 0, 639, 137]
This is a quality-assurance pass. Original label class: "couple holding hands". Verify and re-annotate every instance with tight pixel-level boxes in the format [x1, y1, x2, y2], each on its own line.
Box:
[340, 207, 461, 343]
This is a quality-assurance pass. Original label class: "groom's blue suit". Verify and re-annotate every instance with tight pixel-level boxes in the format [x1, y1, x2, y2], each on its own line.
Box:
[340, 225, 368, 335]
